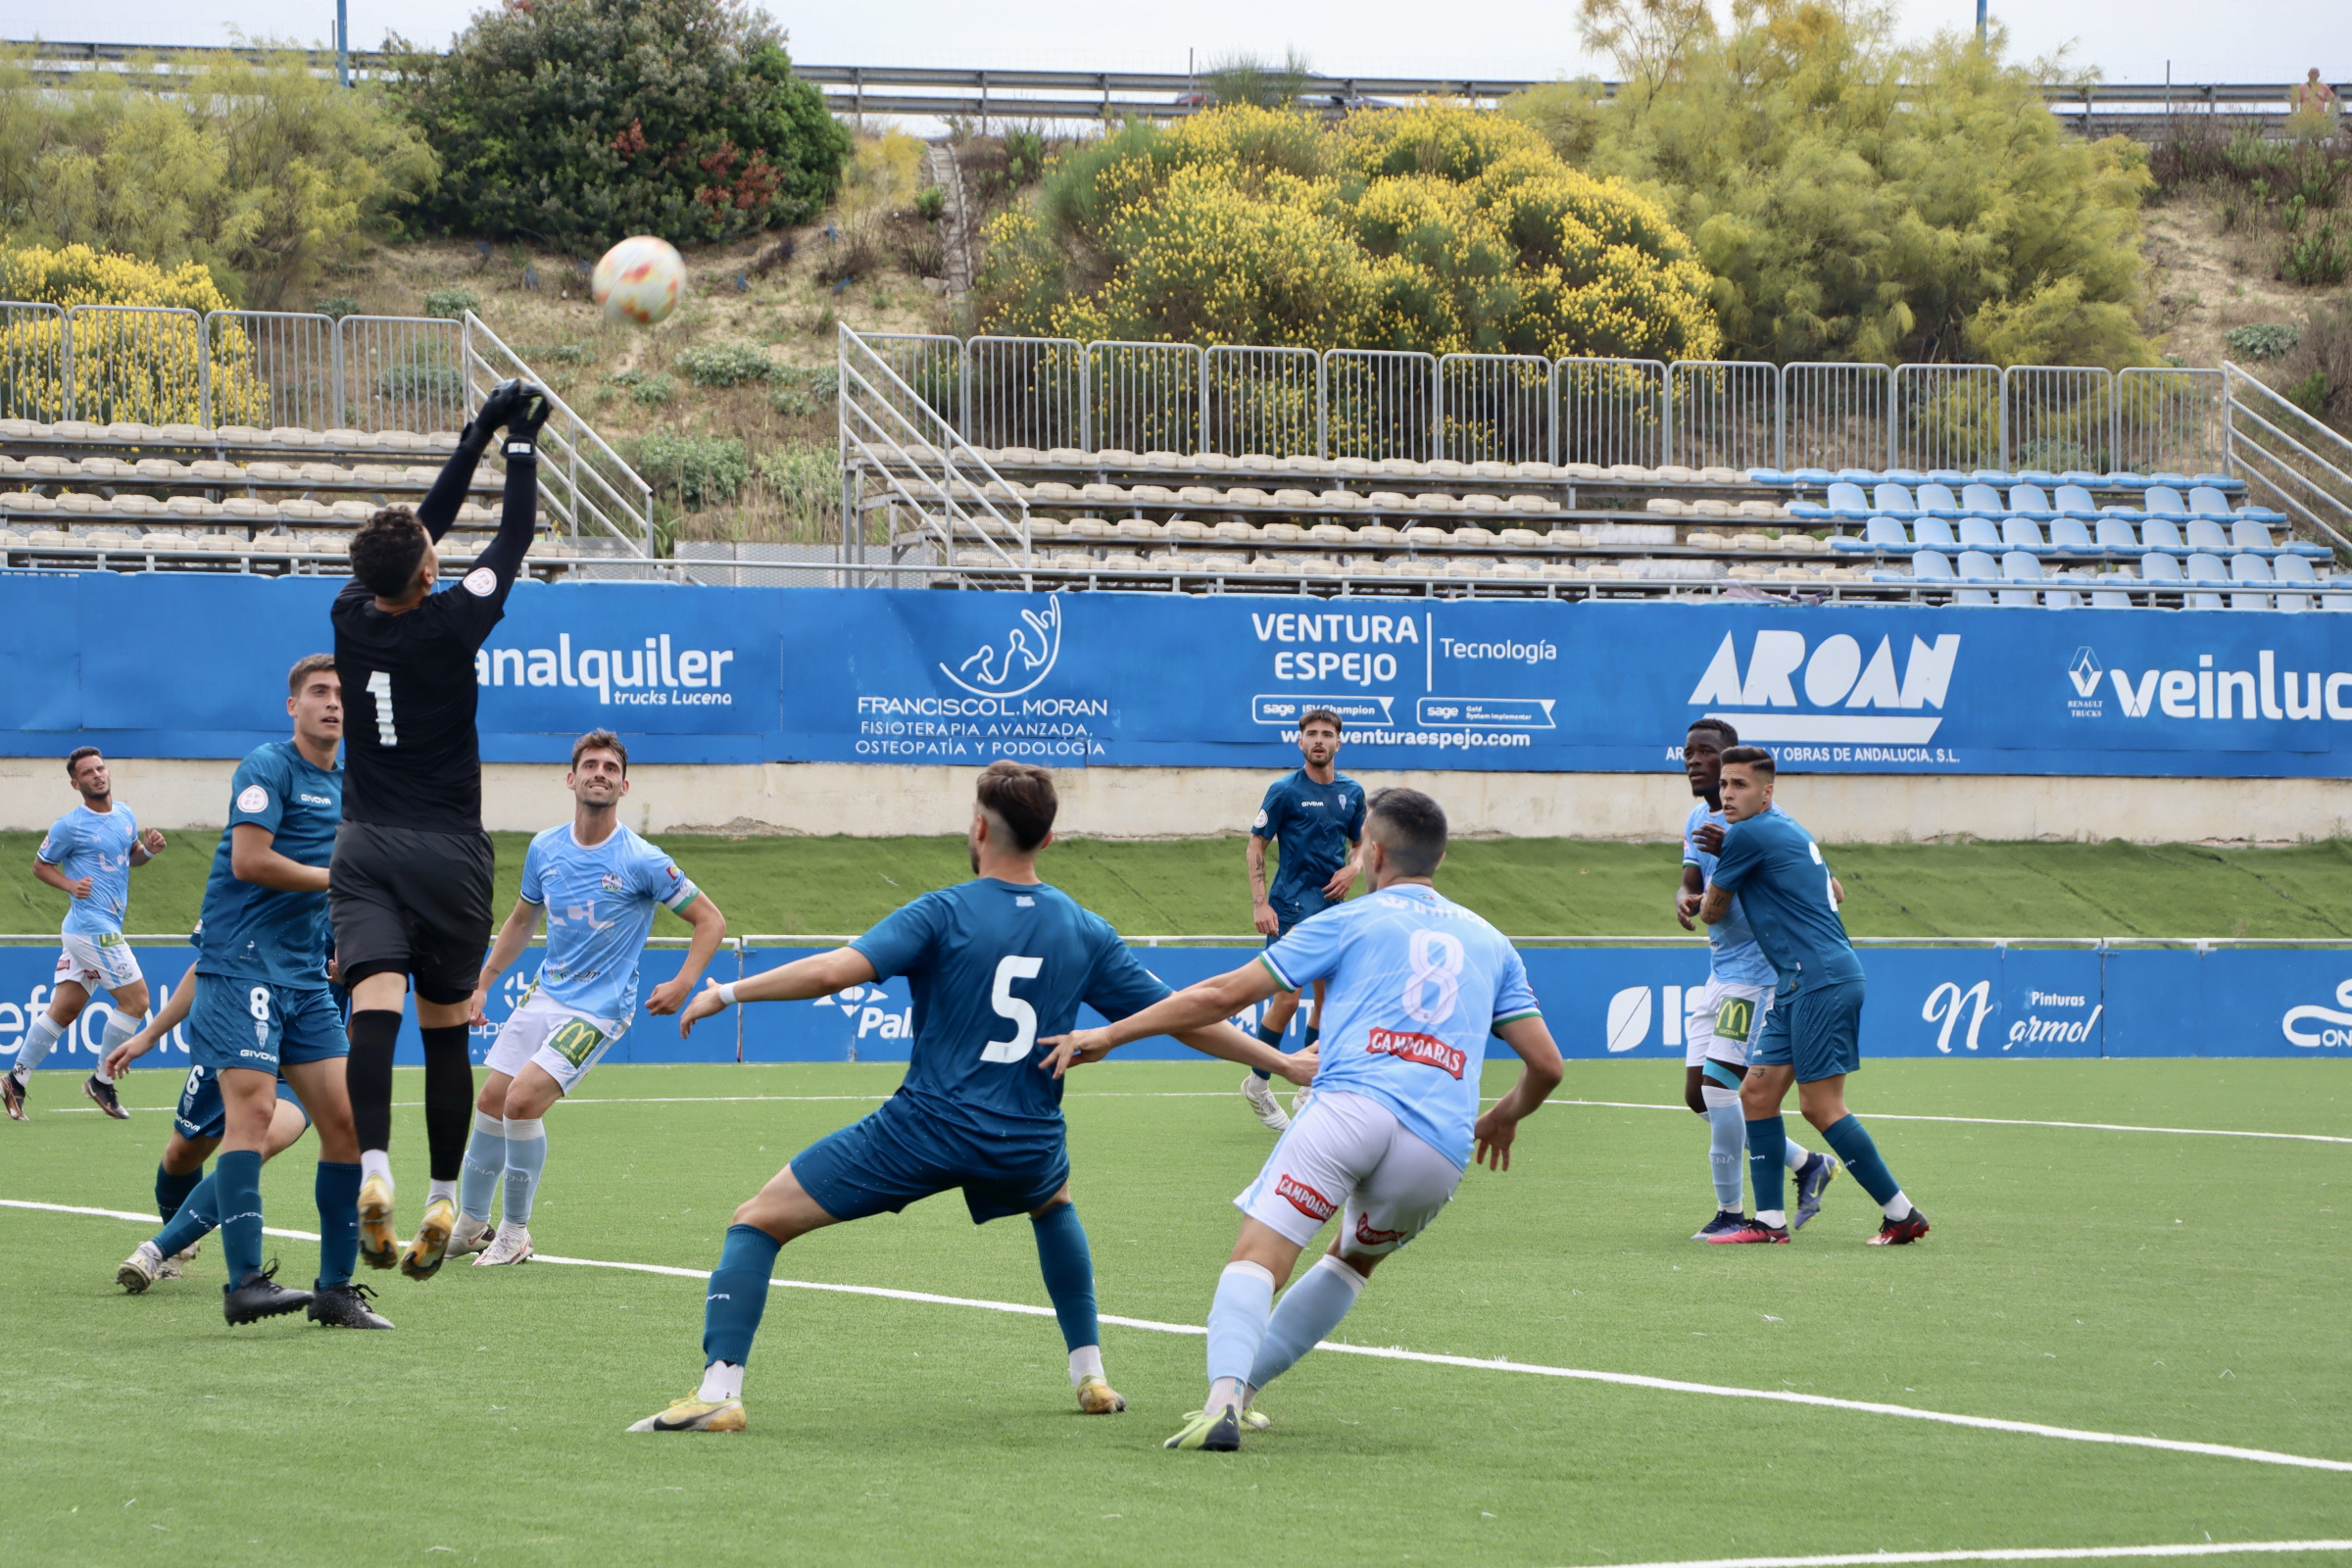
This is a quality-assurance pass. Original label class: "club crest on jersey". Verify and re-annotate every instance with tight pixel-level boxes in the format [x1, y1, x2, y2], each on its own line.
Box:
[1365, 1026, 1465, 1079]
[462, 566, 498, 597]
[601, 873, 626, 894]
[236, 785, 269, 813]
[1276, 1174, 1336, 1221]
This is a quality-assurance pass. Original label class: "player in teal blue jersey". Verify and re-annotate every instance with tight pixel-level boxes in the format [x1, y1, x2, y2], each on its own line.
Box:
[1046, 787, 1564, 1452]
[454, 729, 727, 1268]
[1696, 748, 1930, 1247]
[1240, 709, 1365, 1132]
[628, 761, 1311, 1435]
[156, 656, 388, 1324]
[5, 748, 168, 1122]
[1676, 719, 1835, 1240]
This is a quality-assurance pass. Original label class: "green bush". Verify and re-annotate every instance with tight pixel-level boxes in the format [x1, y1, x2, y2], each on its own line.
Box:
[913, 186, 946, 222]
[2226, 323, 2301, 361]
[422, 286, 480, 319]
[314, 296, 364, 319]
[755, 439, 842, 529]
[2282, 223, 2351, 286]
[0, 45, 436, 308]
[626, 373, 677, 408]
[1510, 6, 2155, 367]
[630, 430, 750, 509]
[768, 365, 840, 416]
[674, 341, 775, 388]
[388, 0, 851, 249]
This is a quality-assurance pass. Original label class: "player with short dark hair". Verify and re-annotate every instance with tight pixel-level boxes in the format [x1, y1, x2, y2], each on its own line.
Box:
[329, 379, 551, 1282]
[5, 748, 168, 1122]
[1676, 719, 1835, 1240]
[1696, 748, 1929, 1246]
[453, 730, 727, 1267]
[1043, 786, 1564, 1452]
[1240, 708, 1364, 1132]
[629, 760, 1311, 1434]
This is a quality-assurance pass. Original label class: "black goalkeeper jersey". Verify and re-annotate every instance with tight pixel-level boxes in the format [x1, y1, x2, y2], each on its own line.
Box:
[333, 435, 539, 833]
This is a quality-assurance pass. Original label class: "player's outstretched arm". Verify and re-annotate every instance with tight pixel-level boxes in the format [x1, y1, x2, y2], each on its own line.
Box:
[228, 824, 329, 894]
[1039, 958, 1284, 1069]
[103, 972, 199, 1078]
[645, 894, 727, 1016]
[1165, 1022, 1314, 1085]
[679, 947, 879, 1037]
[415, 380, 528, 540]
[1472, 1015, 1566, 1172]
[469, 898, 545, 1026]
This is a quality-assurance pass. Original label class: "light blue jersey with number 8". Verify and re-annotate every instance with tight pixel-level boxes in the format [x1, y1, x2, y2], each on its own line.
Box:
[1260, 884, 1542, 1170]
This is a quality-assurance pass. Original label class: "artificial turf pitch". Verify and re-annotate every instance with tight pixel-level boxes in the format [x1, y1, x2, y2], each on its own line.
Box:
[3, 1057, 2347, 1567]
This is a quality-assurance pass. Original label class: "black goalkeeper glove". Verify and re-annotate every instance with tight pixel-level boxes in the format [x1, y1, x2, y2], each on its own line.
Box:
[460, 379, 530, 450]
[503, 384, 554, 461]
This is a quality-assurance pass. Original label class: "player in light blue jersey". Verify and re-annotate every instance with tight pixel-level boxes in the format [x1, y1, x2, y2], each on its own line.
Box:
[1675, 718, 1835, 1240]
[5, 747, 169, 1122]
[628, 761, 1309, 1435]
[456, 730, 728, 1269]
[1698, 747, 1929, 1247]
[1045, 787, 1565, 1453]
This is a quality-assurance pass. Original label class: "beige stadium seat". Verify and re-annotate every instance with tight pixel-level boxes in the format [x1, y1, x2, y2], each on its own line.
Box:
[1735, 500, 1780, 519]
[1604, 464, 1655, 482]
[1512, 462, 1557, 481]
[280, 499, 330, 520]
[955, 549, 1000, 569]
[1558, 462, 1603, 480]
[157, 422, 207, 442]
[53, 420, 101, 440]
[1164, 518, 1210, 541]
[1333, 457, 1374, 476]
[82, 456, 136, 479]
[1490, 561, 1538, 580]
[998, 446, 1040, 466]
[1045, 447, 1087, 465]
[324, 428, 375, 448]
[1375, 457, 1423, 478]
[24, 454, 74, 478]
[1427, 459, 1467, 479]
[1261, 521, 1305, 543]
[1366, 491, 1409, 512]
[134, 458, 184, 480]
[1700, 466, 1744, 485]
[1079, 482, 1126, 504]
[1463, 494, 1502, 515]
[0, 528, 25, 546]
[1780, 533, 1828, 554]
[1101, 551, 1148, 572]
[2, 490, 55, 513]
[27, 528, 74, 546]
[1066, 516, 1112, 539]
[1495, 527, 1544, 548]
[1193, 453, 1235, 471]
[223, 497, 275, 520]
[1687, 531, 1733, 551]
[1317, 490, 1364, 512]
[57, 493, 102, 514]
[1505, 495, 1554, 514]
[213, 425, 265, 444]
[301, 462, 347, 483]
[1237, 453, 1279, 473]
[1193, 552, 1244, 573]
[426, 433, 461, 451]
[167, 497, 221, 519]
[1656, 465, 1700, 484]
[1539, 562, 1583, 581]
[106, 421, 162, 442]
[1030, 481, 1079, 503]
[1111, 516, 1161, 541]
[247, 462, 298, 481]
[455, 502, 496, 523]
[351, 464, 400, 484]
[1175, 486, 1218, 506]
[194, 533, 242, 552]
[1129, 484, 1176, 505]
[84, 529, 136, 549]
[268, 427, 325, 447]
[1047, 549, 1091, 569]
[0, 417, 38, 438]
[1308, 522, 1354, 545]
[1403, 525, 1449, 546]
[191, 459, 242, 481]
[1140, 450, 1184, 469]
[1773, 564, 1819, 581]
[1412, 493, 1460, 514]
[1471, 461, 1512, 480]
[1690, 499, 1735, 518]
[1272, 488, 1317, 509]
[1586, 564, 1628, 581]
[1222, 487, 1268, 508]
[400, 466, 443, 485]
[249, 532, 299, 554]
[1094, 448, 1136, 466]
[1212, 519, 1260, 543]
[330, 500, 376, 522]
[1646, 498, 1689, 515]
[1026, 519, 1068, 540]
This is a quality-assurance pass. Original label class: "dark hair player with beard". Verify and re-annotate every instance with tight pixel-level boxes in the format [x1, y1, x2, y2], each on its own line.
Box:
[328, 378, 552, 1283]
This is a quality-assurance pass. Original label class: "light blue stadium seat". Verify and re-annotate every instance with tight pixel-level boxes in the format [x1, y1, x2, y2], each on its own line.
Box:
[1747, 467, 1795, 486]
[1961, 482, 2005, 514]
[2052, 483, 2102, 518]
[2273, 554, 2322, 612]
[2139, 552, 2186, 595]
[2192, 472, 2245, 493]
[2142, 486, 2188, 517]
[1825, 481, 1873, 519]
[1925, 468, 1970, 487]
[1956, 549, 1999, 581]
[1910, 515, 1958, 550]
[2184, 551, 2230, 610]
[2059, 469, 2106, 489]
[1915, 483, 1963, 517]
[1836, 466, 1880, 485]
[2233, 504, 2289, 524]
[2138, 516, 2195, 557]
[2229, 552, 2275, 611]
[2229, 518, 2287, 558]
[1957, 515, 2004, 551]
[2016, 468, 2062, 488]
[2186, 486, 2234, 520]
[1970, 468, 2016, 487]
[2008, 484, 2058, 521]
[2183, 517, 2231, 554]
[1883, 467, 1926, 486]
[2002, 516, 2057, 556]
[1851, 515, 1915, 554]
[1790, 467, 1837, 486]
[1873, 482, 1919, 518]
[2150, 471, 2194, 489]
[1902, 550, 1959, 589]
[1998, 550, 2046, 607]
[2099, 501, 2148, 522]
[2089, 574, 2133, 609]
[2094, 516, 2141, 553]
[2104, 470, 2151, 488]
[2048, 516, 2099, 555]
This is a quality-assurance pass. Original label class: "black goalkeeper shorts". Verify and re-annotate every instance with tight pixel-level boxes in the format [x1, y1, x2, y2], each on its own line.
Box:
[329, 820, 495, 1005]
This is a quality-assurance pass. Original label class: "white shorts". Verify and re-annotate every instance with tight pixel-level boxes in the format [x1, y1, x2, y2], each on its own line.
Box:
[1234, 1090, 1464, 1257]
[1685, 978, 1773, 1068]
[484, 990, 621, 1095]
[55, 932, 142, 994]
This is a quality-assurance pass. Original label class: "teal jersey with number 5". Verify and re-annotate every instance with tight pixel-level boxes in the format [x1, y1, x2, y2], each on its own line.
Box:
[849, 880, 1172, 1141]
[1706, 807, 1865, 996]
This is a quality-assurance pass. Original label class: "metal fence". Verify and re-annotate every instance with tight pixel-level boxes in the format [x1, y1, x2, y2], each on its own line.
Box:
[459, 312, 656, 560]
[852, 330, 2254, 476]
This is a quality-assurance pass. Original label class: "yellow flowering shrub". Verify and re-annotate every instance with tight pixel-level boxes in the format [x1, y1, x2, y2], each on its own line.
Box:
[976, 104, 1720, 363]
[0, 244, 268, 423]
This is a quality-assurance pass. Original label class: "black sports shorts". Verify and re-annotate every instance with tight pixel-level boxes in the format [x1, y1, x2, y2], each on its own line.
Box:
[328, 819, 494, 1005]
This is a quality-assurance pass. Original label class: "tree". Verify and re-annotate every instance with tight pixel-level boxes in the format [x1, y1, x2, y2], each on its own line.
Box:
[975, 104, 1721, 364]
[388, 0, 851, 250]
[1507, 0, 2156, 368]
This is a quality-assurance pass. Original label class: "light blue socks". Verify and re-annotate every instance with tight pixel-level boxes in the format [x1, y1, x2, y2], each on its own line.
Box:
[458, 1109, 507, 1223]
[1205, 1261, 1277, 1402]
[1247, 1254, 1366, 1392]
[1704, 1093, 1746, 1209]
[501, 1117, 547, 1224]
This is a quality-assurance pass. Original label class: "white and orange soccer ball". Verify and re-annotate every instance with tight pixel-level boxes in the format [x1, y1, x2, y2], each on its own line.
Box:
[592, 235, 685, 325]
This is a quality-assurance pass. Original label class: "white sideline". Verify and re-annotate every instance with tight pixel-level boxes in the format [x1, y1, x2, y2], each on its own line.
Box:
[1551, 1099, 2352, 1147]
[11, 1197, 2352, 1478]
[1579, 1544, 2352, 1568]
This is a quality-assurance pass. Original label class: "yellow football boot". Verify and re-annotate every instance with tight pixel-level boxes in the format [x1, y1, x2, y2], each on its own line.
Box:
[1076, 1374, 1126, 1414]
[626, 1396, 747, 1434]
[356, 1176, 399, 1271]
[398, 1197, 456, 1280]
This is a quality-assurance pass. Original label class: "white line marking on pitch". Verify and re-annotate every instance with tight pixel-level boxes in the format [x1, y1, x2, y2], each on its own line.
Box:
[11, 1198, 2349, 1477]
[1575, 1543, 2352, 1568]
[1551, 1100, 2352, 1147]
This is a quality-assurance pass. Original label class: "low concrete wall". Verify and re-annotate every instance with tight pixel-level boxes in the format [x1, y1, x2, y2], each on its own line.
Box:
[4, 758, 2345, 844]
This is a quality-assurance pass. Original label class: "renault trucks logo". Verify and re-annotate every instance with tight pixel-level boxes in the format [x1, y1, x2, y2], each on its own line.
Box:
[2068, 647, 2103, 697]
[2281, 979, 2352, 1049]
[942, 596, 1061, 698]
[1687, 630, 1958, 749]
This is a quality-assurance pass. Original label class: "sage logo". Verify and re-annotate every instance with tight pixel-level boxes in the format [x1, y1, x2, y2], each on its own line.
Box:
[1687, 630, 1959, 746]
[942, 596, 1061, 698]
[2280, 979, 2352, 1049]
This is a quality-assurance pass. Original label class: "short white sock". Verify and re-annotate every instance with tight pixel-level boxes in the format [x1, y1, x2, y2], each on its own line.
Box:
[360, 1150, 393, 1187]
[1068, 1346, 1103, 1389]
[1757, 1208, 1788, 1229]
[1883, 1192, 1914, 1221]
[699, 1361, 744, 1401]
[427, 1177, 457, 1205]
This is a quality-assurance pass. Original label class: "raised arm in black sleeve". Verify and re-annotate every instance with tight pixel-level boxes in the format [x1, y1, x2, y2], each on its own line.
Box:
[415, 380, 531, 541]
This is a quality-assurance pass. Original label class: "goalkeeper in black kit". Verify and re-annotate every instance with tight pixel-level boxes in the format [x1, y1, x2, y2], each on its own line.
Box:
[329, 379, 552, 1281]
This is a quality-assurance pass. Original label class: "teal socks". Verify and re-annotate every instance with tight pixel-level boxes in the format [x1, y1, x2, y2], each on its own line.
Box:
[1029, 1201, 1100, 1353]
[703, 1223, 782, 1369]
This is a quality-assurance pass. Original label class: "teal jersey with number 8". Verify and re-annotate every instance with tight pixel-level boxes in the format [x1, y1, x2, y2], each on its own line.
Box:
[1706, 807, 1866, 996]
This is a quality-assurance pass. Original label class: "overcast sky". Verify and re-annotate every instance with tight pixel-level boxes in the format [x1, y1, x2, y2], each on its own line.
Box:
[14, 0, 2349, 86]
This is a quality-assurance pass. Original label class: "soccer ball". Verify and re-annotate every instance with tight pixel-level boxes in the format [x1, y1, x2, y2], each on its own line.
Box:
[593, 236, 685, 325]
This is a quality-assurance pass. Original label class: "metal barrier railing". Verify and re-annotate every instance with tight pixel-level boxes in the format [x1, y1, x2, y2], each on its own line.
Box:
[965, 334, 1084, 452]
[461, 312, 657, 560]
[2223, 366, 2352, 555]
[0, 302, 67, 422]
[1783, 362, 1890, 473]
[208, 310, 338, 432]
[63, 304, 206, 426]
[1438, 353, 1549, 465]
[1327, 348, 1437, 463]
[338, 315, 464, 435]
[1086, 339, 1200, 454]
[1203, 344, 1321, 459]
[1556, 357, 1665, 469]
[1892, 363, 2003, 473]
[842, 325, 1033, 580]
[1668, 359, 1777, 470]
[2117, 367, 2226, 476]
[2004, 365, 2111, 473]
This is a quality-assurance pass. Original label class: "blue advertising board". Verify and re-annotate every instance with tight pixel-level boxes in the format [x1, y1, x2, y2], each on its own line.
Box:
[7, 939, 2347, 1072]
[6, 575, 2352, 776]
